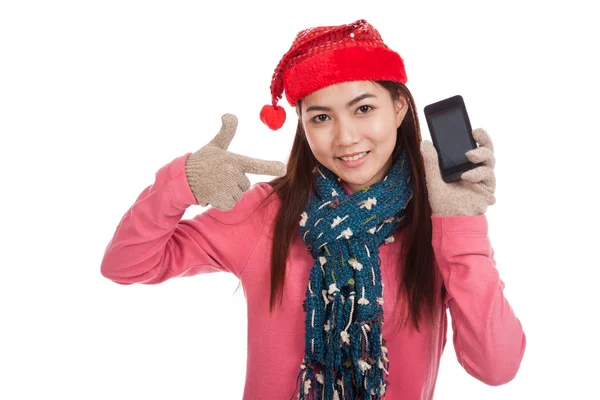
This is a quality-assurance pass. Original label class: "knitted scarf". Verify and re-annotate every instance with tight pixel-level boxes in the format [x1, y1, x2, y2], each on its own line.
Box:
[291, 150, 414, 400]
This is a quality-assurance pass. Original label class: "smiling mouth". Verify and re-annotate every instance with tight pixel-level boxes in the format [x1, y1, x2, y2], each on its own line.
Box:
[337, 151, 370, 161]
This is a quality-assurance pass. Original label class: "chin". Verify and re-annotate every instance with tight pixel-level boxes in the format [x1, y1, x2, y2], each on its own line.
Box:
[342, 165, 388, 187]
[338, 170, 375, 187]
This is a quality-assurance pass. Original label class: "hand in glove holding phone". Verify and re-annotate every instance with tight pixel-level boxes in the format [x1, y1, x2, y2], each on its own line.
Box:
[185, 113, 287, 211]
[420, 128, 496, 216]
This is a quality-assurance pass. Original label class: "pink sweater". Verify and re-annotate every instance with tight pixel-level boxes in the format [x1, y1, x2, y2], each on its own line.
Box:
[101, 154, 526, 400]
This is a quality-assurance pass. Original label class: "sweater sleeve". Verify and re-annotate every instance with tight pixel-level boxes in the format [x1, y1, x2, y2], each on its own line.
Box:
[432, 214, 526, 386]
[100, 153, 273, 285]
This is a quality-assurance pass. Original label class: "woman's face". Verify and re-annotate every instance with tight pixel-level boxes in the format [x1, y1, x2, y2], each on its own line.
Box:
[299, 80, 408, 193]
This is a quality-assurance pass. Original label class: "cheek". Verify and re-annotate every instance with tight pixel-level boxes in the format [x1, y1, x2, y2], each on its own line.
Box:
[305, 130, 331, 157]
[364, 118, 396, 146]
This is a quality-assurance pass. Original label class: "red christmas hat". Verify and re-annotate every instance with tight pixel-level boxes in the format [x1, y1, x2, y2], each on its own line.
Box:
[260, 19, 408, 130]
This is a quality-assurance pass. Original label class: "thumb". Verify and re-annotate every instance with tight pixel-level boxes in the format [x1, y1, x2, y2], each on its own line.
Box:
[208, 113, 238, 150]
[420, 140, 442, 179]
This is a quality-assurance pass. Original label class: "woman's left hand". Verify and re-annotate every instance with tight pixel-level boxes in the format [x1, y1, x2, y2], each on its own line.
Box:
[420, 128, 497, 216]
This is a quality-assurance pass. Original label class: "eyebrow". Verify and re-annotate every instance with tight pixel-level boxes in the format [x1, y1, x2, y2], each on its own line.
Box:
[305, 93, 377, 113]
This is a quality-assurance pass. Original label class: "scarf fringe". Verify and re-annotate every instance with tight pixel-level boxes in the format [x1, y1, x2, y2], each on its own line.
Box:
[291, 304, 391, 399]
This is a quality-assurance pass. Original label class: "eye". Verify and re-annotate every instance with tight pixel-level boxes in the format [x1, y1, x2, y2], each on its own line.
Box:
[311, 114, 330, 124]
[357, 105, 373, 114]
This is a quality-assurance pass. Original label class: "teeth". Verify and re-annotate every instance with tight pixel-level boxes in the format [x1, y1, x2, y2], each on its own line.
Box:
[340, 152, 368, 161]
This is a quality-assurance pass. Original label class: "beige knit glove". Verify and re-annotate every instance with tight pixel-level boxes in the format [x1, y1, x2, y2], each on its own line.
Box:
[420, 128, 496, 216]
[185, 113, 287, 211]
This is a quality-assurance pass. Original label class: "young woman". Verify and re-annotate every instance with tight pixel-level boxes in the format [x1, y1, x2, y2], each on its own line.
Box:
[101, 19, 526, 400]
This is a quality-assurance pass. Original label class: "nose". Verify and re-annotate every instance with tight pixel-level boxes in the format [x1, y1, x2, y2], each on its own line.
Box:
[335, 117, 361, 147]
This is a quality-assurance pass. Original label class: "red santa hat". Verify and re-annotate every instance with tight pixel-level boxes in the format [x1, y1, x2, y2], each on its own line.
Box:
[260, 19, 408, 130]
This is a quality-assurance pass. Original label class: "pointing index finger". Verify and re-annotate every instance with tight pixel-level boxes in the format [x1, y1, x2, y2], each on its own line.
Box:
[227, 152, 287, 177]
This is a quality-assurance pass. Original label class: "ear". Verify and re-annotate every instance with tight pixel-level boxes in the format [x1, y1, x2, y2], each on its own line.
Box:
[394, 96, 409, 129]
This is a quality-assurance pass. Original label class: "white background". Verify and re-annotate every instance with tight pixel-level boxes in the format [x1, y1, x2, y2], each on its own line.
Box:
[1, 1, 598, 399]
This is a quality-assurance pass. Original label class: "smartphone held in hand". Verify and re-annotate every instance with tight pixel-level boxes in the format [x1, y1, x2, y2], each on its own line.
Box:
[424, 95, 482, 183]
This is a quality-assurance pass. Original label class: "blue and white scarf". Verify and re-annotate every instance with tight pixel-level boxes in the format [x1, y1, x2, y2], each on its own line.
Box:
[291, 150, 414, 399]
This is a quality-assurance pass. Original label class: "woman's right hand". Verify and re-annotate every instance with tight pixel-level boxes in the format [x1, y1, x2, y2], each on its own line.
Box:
[185, 113, 287, 211]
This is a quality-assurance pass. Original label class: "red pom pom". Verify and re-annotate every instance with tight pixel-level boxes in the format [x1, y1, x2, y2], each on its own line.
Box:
[260, 104, 286, 130]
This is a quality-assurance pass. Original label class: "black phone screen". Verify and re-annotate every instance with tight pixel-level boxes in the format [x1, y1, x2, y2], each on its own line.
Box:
[428, 107, 473, 169]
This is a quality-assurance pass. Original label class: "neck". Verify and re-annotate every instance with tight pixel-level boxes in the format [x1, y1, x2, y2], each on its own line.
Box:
[341, 181, 355, 195]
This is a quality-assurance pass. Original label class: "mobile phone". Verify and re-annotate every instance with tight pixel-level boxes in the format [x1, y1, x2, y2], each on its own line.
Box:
[423, 95, 482, 183]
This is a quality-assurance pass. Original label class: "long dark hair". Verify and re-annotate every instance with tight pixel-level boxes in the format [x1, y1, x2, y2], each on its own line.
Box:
[260, 80, 439, 333]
